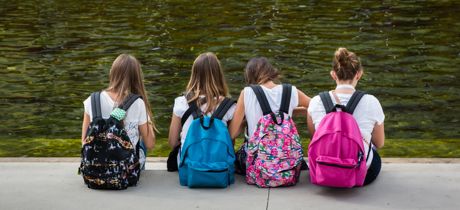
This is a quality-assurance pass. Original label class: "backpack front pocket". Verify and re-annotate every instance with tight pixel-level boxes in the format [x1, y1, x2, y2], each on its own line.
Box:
[314, 156, 358, 188]
[80, 162, 129, 190]
[187, 161, 229, 188]
[256, 158, 301, 187]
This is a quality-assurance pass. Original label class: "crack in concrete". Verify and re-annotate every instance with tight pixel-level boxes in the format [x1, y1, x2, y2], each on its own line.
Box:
[266, 188, 271, 210]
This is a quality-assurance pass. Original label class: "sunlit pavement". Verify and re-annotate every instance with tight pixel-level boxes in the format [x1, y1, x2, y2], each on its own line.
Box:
[0, 158, 459, 210]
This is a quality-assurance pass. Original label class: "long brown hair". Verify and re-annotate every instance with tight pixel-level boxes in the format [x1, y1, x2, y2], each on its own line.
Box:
[185, 52, 229, 113]
[244, 57, 279, 85]
[106, 54, 157, 131]
[333, 48, 363, 81]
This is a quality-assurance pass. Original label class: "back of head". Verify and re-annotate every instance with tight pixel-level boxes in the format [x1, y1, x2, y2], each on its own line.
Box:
[108, 54, 156, 130]
[108, 54, 144, 99]
[186, 52, 229, 113]
[244, 57, 279, 85]
[332, 48, 363, 81]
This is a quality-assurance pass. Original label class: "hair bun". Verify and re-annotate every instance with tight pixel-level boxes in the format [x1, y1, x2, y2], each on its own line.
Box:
[332, 47, 362, 81]
[335, 47, 350, 67]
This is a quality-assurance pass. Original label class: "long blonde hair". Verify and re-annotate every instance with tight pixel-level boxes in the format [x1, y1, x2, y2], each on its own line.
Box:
[106, 54, 157, 131]
[185, 52, 229, 113]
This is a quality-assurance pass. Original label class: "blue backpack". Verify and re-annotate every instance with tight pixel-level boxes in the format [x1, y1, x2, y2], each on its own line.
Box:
[179, 98, 236, 188]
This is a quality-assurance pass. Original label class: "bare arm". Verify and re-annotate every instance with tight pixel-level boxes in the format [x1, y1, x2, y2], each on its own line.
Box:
[139, 121, 155, 150]
[297, 89, 311, 108]
[371, 123, 385, 149]
[168, 114, 182, 148]
[307, 114, 315, 138]
[292, 89, 311, 119]
[81, 113, 90, 145]
[229, 91, 245, 142]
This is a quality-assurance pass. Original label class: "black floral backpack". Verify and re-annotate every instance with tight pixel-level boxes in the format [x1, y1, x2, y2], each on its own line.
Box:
[79, 92, 141, 190]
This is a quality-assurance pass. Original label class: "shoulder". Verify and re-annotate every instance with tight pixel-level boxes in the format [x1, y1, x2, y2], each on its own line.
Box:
[83, 94, 91, 105]
[361, 94, 382, 107]
[285, 84, 297, 93]
[83, 94, 92, 112]
[363, 93, 380, 102]
[174, 96, 187, 107]
[361, 93, 384, 114]
[243, 86, 255, 99]
[290, 84, 298, 96]
[243, 86, 253, 94]
[307, 95, 324, 113]
[173, 96, 188, 117]
[83, 92, 100, 104]
[124, 96, 146, 119]
[130, 97, 146, 109]
[311, 94, 321, 102]
[359, 93, 385, 123]
[222, 98, 237, 121]
[83, 92, 100, 109]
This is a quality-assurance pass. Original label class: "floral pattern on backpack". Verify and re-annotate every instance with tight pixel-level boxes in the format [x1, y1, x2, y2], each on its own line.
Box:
[246, 113, 303, 187]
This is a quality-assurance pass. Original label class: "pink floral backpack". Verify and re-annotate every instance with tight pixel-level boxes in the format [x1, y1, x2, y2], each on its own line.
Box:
[246, 84, 303, 188]
[308, 91, 371, 188]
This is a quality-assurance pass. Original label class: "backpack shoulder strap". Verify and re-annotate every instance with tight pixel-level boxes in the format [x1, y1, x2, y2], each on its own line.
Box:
[119, 94, 142, 111]
[181, 100, 200, 126]
[90, 92, 102, 121]
[345, 91, 365, 114]
[212, 98, 236, 120]
[250, 85, 272, 115]
[279, 84, 292, 114]
[319, 91, 335, 114]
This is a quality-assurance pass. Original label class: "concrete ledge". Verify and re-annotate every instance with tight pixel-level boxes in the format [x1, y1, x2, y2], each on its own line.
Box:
[1, 161, 459, 210]
[1, 157, 460, 163]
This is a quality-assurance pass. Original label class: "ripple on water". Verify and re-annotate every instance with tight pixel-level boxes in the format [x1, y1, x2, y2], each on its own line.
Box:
[0, 0, 459, 139]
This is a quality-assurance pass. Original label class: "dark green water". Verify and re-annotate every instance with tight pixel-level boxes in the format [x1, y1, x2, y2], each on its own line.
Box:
[1, 0, 459, 140]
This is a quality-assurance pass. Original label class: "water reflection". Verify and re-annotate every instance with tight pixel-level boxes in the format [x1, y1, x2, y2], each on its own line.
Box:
[0, 0, 459, 139]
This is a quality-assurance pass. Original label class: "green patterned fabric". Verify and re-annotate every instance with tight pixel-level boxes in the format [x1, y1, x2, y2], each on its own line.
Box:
[110, 108, 126, 121]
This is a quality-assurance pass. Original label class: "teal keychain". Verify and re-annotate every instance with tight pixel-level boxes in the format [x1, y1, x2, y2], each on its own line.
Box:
[110, 108, 126, 121]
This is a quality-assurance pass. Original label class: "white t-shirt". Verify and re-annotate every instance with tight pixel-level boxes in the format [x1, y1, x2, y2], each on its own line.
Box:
[244, 85, 299, 139]
[307, 85, 385, 167]
[173, 96, 236, 146]
[83, 91, 148, 165]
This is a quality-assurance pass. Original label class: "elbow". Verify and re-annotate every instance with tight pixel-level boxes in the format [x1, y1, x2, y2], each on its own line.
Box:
[144, 135, 156, 150]
[168, 136, 179, 148]
[372, 137, 384, 149]
[374, 141, 384, 149]
[146, 142, 155, 150]
[168, 140, 176, 148]
[229, 126, 239, 140]
[145, 139, 155, 150]
[230, 132, 238, 141]
[230, 130, 241, 141]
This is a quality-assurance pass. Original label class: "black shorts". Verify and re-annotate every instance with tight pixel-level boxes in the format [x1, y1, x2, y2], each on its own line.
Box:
[364, 149, 382, 185]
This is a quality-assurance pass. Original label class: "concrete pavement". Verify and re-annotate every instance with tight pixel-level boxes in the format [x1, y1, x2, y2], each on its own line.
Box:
[0, 158, 459, 210]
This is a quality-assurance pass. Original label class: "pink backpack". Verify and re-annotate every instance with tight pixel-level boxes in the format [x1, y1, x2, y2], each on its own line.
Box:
[246, 84, 303, 188]
[308, 91, 371, 188]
